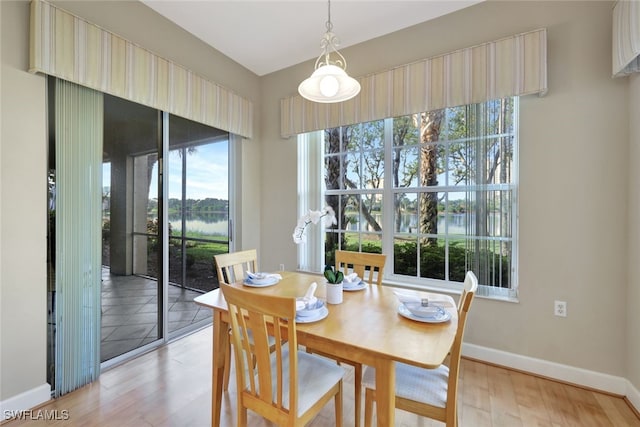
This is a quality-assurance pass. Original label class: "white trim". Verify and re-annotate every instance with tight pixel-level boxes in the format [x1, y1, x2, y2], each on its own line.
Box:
[229, 133, 240, 251]
[0, 384, 51, 419]
[463, 343, 632, 398]
[627, 379, 640, 414]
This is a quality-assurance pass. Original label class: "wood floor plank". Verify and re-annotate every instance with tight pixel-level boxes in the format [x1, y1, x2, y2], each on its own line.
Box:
[460, 404, 493, 427]
[510, 369, 553, 426]
[487, 365, 523, 426]
[2, 326, 639, 427]
[536, 374, 582, 426]
[594, 393, 640, 427]
[563, 384, 613, 427]
[460, 359, 491, 411]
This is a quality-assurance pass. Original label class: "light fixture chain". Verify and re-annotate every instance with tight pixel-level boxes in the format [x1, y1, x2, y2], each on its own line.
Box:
[326, 0, 333, 32]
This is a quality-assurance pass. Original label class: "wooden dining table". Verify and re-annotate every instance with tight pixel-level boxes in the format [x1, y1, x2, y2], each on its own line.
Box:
[194, 270, 458, 426]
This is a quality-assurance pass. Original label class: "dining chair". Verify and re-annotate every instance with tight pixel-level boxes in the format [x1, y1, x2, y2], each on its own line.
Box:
[214, 249, 275, 391]
[309, 250, 386, 427]
[220, 282, 345, 427]
[361, 271, 478, 427]
[335, 250, 386, 286]
[214, 249, 258, 285]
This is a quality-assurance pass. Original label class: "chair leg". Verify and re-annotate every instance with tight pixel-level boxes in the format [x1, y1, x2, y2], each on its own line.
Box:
[223, 340, 231, 391]
[354, 363, 362, 427]
[335, 380, 343, 427]
[364, 388, 374, 427]
[238, 404, 247, 427]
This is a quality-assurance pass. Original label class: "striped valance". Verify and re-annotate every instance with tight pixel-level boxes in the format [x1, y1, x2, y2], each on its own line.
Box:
[281, 28, 547, 138]
[613, 1, 640, 77]
[29, 0, 253, 139]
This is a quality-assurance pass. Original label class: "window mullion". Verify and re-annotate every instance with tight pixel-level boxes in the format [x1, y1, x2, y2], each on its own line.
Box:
[381, 118, 395, 276]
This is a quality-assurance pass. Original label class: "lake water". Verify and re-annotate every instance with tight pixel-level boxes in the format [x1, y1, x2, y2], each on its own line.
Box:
[167, 213, 229, 237]
[163, 212, 505, 238]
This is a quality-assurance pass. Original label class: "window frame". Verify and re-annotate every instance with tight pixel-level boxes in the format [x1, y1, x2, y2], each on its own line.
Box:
[301, 98, 519, 300]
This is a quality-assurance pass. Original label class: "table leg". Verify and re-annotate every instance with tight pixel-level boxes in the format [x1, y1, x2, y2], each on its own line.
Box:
[375, 358, 395, 426]
[211, 309, 227, 426]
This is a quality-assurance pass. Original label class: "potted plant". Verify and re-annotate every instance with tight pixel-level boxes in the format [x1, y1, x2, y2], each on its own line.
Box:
[324, 265, 344, 304]
[324, 265, 344, 284]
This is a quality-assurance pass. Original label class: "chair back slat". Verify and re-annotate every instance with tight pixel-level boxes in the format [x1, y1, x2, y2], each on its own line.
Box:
[335, 250, 387, 286]
[236, 306, 257, 393]
[457, 270, 477, 313]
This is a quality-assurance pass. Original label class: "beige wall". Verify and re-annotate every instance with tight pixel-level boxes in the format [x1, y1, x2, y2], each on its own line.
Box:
[260, 0, 633, 379]
[1, 0, 638, 408]
[1, 0, 48, 401]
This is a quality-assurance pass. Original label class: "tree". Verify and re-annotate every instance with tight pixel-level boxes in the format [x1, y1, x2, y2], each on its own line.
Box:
[324, 122, 385, 246]
[392, 116, 419, 232]
[419, 109, 444, 246]
[324, 127, 349, 254]
[344, 121, 384, 232]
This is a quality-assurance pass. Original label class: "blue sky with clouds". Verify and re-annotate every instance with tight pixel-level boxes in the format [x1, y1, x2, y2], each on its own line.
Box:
[103, 140, 228, 201]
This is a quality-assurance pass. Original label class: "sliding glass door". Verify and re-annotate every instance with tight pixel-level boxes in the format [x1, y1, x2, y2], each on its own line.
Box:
[100, 97, 229, 357]
[166, 115, 230, 335]
[48, 90, 230, 382]
[100, 95, 163, 362]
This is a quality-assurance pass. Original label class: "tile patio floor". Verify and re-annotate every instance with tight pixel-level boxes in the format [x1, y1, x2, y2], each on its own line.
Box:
[100, 267, 212, 362]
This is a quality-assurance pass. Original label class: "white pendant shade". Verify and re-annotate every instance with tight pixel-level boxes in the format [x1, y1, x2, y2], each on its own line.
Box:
[298, 64, 361, 103]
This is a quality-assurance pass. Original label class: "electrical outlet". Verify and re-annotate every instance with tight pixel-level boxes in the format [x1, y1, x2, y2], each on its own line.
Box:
[279, 263, 285, 271]
[554, 300, 567, 317]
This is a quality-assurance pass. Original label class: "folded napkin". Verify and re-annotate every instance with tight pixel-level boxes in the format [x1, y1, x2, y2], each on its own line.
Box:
[296, 282, 318, 311]
[393, 289, 429, 306]
[393, 289, 453, 308]
[342, 273, 360, 285]
[245, 271, 283, 281]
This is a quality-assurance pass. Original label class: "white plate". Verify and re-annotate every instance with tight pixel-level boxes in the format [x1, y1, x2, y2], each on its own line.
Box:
[397, 304, 451, 323]
[296, 306, 329, 323]
[243, 277, 279, 287]
[296, 299, 325, 317]
[343, 281, 367, 292]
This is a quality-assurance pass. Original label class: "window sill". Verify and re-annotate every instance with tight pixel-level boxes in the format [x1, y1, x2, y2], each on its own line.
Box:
[295, 268, 520, 303]
[381, 278, 519, 304]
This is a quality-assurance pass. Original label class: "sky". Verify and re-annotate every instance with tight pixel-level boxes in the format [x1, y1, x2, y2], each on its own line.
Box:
[103, 140, 229, 201]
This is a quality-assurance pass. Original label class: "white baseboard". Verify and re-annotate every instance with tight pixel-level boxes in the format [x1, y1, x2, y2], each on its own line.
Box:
[0, 384, 51, 420]
[627, 379, 640, 414]
[463, 343, 635, 403]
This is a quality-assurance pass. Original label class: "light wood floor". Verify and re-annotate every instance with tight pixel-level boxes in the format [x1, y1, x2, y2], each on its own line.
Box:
[4, 326, 639, 427]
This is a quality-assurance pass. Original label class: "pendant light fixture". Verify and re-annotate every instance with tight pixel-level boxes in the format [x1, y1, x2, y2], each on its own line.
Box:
[298, 0, 361, 103]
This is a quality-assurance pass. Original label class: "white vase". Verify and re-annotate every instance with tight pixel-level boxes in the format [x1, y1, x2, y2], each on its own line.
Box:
[326, 282, 343, 304]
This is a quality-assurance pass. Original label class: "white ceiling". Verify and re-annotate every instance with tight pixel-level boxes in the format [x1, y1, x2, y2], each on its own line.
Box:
[142, 0, 483, 76]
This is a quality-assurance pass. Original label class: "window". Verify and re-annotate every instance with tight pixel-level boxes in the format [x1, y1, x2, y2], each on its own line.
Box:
[319, 97, 518, 298]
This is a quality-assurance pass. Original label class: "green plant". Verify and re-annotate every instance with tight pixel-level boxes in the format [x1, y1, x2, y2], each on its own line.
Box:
[323, 265, 344, 284]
